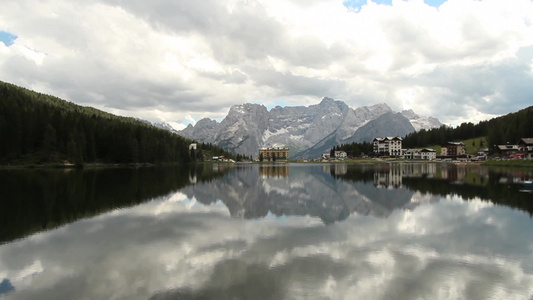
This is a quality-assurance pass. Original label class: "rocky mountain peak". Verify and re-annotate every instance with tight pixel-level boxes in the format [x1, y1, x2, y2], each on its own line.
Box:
[401, 109, 417, 119]
[401, 109, 443, 131]
[177, 98, 442, 158]
[368, 103, 392, 114]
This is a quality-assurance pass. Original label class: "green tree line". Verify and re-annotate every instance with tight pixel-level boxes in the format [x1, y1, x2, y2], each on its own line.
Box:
[332, 142, 373, 158]
[0, 81, 232, 165]
[403, 106, 533, 151]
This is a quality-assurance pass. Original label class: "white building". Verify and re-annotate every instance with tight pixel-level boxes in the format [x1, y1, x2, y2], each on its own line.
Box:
[420, 148, 437, 160]
[404, 148, 437, 160]
[373, 137, 403, 156]
[334, 151, 347, 159]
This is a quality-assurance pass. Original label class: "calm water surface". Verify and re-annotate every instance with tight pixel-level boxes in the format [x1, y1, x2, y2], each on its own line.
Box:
[1, 163, 532, 300]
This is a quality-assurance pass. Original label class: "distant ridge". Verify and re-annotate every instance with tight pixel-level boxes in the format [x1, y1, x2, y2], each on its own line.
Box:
[178, 97, 442, 158]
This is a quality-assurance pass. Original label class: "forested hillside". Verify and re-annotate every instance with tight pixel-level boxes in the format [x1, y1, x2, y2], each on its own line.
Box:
[334, 105, 532, 157]
[334, 142, 373, 158]
[402, 106, 533, 151]
[0, 81, 228, 165]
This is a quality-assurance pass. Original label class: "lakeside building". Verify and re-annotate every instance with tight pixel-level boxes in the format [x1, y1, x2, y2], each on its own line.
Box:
[497, 138, 533, 159]
[404, 148, 437, 160]
[497, 144, 520, 157]
[259, 147, 289, 161]
[441, 142, 466, 157]
[334, 151, 347, 159]
[372, 137, 403, 157]
[518, 138, 533, 159]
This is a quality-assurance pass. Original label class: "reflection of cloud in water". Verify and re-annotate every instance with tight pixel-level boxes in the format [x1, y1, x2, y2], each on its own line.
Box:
[0, 193, 531, 299]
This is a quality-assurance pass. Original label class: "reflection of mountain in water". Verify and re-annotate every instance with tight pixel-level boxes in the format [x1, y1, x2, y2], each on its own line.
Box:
[182, 164, 417, 224]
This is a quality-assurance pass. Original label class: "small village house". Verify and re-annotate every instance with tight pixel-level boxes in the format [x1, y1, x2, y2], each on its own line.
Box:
[497, 144, 520, 157]
[404, 148, 436, 160]
[334, 151, 347, 159]
[518, 138, 533, 159]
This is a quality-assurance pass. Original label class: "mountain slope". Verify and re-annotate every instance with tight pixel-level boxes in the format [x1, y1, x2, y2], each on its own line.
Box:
[0, 81, 193, 165]
[178, 97, 442, 158]
[294, 112, 416, 158]
[344, 112, 416, 144]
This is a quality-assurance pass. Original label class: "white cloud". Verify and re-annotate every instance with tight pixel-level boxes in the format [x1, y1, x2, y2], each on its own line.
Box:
[1, 0, 532, 126]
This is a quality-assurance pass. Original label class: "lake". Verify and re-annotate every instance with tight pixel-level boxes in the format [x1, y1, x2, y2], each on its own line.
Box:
[1, 163, 532, 299]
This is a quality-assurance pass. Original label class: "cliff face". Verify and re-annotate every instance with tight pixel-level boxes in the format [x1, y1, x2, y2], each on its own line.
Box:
[177, 98, 442, 158]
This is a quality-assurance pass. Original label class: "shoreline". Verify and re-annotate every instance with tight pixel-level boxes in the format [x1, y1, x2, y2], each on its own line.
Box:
[2, 158, 532, 169]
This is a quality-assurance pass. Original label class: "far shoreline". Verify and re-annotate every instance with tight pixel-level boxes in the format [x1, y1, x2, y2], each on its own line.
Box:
[1, 158, 532, 169]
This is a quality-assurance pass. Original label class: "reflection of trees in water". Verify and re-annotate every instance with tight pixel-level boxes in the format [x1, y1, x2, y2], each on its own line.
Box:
[402, 172, 533, 217]
[0, 164, 227, 243]
[335, 163, 533, 217]
[5, 163, 531, 243]
[259, 164, 289, 178]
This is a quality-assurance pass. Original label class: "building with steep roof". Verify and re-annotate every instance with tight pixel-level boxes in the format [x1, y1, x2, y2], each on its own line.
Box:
[517, 138, 533, 159]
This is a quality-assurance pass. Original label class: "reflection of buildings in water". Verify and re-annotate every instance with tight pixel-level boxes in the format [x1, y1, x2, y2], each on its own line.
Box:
[259, 164, 289, 178]
[370, 163, 485, 187]
[440, 164, 467, 182]
[373, 163, 442, 188]
[374, 165, 402, 188]
[401, 163, 437, 178]
[333, 164, 347, 176]
[211, 164, 231, 172]
[321, 164, 348, 176]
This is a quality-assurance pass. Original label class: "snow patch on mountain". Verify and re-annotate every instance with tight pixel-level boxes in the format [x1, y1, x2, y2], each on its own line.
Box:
[176, 98, 443, 158]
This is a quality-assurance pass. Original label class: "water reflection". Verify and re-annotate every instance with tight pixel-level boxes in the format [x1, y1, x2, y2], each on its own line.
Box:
[2, 163, 532, 245]
[0, 163, 532, 300]
[335, 163, 533, 216]
[182, 163, 533, 224]
[0, 164, 228, 243]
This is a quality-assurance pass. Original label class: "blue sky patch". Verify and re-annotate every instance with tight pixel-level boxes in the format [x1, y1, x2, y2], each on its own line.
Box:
[0, 31, 17, 46]
[266, 99, 289, 110]
[344, 0, 447, 11]
[424, 0, 447, 7]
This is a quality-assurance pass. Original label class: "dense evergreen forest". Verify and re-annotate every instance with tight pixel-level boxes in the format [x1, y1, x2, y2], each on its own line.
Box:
[332, 142, 373, 158]
[0, 81, 232, 165]
[336, 105, 533, 156]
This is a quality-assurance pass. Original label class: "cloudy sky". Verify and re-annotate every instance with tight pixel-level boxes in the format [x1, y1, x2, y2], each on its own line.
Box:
[1, 0, 533, 128]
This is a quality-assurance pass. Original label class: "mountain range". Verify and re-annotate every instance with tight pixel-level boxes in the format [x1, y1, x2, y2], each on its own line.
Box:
[177, 97, 442, 159]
